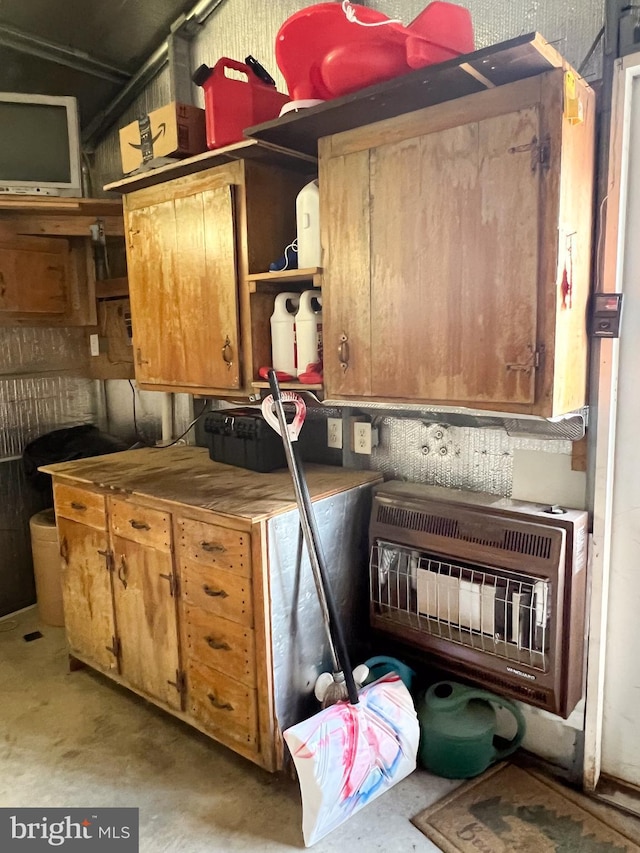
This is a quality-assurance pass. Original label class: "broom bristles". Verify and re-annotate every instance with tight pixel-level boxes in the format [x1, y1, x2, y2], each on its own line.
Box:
[320, 671, 350, 708]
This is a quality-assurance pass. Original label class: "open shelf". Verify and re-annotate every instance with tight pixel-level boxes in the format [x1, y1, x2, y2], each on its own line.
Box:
[245, 33, 570, 157]
[246, 267, 322, 293]
[251, 380, 323, 392]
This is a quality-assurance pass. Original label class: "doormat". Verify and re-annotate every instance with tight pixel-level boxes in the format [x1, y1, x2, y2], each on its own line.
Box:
[412, 763, 640, 853]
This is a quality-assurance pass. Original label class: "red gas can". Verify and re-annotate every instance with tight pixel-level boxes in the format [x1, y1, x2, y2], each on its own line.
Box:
[192, 58, 290, 150]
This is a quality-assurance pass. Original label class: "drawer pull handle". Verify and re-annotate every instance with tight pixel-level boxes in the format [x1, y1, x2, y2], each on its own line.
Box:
[129, 519, 150, 531]
[200, 540, 226, 554]
[118, 555, 128, 590]
[70, 501, 87, 512]
[205, 636, 231, 651]
[207, 693, 234, 712]
[203, 585, 228, 598]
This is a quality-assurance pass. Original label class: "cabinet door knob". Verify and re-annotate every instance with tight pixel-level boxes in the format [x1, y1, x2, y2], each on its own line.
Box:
[200, 540, 226, 554]
[207, 693, 233, 711]
[129, 519, 150, 531]
[338, 333, 349, 372]
[205, 636, 231, 651]
[221, 336, 233, 369]
[202, 584, 228, 598]
[70, 501, 87, 512]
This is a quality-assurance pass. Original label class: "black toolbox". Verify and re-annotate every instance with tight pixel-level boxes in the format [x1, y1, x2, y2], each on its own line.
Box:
[203, 408, 285, 473]
[202, 406, 340, 473]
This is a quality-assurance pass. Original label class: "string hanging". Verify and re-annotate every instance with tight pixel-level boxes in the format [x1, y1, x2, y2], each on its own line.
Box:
[341, 1, 402, 27]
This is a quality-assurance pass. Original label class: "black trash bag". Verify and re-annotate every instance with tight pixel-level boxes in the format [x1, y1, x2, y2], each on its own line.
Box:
[23, 424, 128, 501]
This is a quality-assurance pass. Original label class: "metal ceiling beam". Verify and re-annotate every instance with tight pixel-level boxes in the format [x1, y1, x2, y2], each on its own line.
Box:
[82, 0, 228, 149]
[0, 23, 131, 84]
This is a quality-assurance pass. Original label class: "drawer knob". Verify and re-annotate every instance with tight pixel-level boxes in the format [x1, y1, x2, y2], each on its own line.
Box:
[70, 501, 87, 512]
[207, 692, 233, 711]
[205, 636, 230, 651]
[202, 585, 228, 598]
[200, 540, 226, 554]
[130, 519, 151, 531]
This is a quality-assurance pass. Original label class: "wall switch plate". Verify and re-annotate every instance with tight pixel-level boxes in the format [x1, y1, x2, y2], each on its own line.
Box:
[353, 420, 372, 454]
[89, 333, 100, 357]
[327, 417, 342, 449]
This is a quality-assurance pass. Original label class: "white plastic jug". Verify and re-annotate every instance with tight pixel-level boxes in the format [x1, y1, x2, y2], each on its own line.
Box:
[295, 290, 323, 375]
[270, 292, 300, 377]
[296, 180, 321, 268]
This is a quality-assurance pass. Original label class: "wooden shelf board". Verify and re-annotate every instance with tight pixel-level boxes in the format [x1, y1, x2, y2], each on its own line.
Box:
[251, 381, 323, 391]
[0, 197, 122, 216]
[246, 267, 321, 283]
[104, 139, 317, 194]
[245, 33, 570, 156]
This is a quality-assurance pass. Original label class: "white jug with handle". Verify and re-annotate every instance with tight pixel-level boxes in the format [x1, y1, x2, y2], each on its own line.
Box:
[295, 290, 322, 375]
[270, 292, 300, 378]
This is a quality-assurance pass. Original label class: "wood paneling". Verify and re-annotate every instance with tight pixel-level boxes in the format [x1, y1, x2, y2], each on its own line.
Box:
[177, 517, 251, 577]
[0, 235, 69, 314]
[319, 68, 594, 416]
[187, 658, 258, 748]
[54, 483, 106, 530]
[181, 560, 253, 627]
[110, 498, 171, 552]
[184, 606, 256, 686]
[41, 446, 381, 521]
[112, 535, 181, 710]
[320, 147, 372, 396]
[57, 517, 116, 672]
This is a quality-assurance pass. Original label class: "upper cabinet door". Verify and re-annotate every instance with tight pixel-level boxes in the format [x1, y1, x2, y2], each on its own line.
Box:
[0, 234, 70, 315]
[321, 149, 373, 397]
[126, 181, 240, 391]
[369, 106, 541, 407]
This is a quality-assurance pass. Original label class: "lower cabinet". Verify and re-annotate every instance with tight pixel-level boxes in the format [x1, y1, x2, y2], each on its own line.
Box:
[47, 451, 380, 773]
[54, 483, 118, 673]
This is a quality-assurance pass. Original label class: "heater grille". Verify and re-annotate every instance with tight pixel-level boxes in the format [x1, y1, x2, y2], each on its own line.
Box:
[375, 504, 553, 560]
[370, 541, 551, 673]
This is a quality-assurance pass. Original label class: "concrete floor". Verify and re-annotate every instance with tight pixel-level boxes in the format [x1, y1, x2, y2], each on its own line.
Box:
[0, 608, 458, 852]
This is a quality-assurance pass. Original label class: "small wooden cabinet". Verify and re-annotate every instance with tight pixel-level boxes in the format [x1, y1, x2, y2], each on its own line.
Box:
[318, 69, 595, 417]
[112, 148, 314, 396]
[0, 197, 125, 328]
[44, 447, 380, 771]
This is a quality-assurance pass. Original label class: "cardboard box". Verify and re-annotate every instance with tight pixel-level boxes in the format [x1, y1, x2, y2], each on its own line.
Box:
[119, 102, 207, 175]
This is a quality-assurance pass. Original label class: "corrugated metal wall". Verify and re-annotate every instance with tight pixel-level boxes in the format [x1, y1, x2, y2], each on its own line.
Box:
[0, 327, 97, 616]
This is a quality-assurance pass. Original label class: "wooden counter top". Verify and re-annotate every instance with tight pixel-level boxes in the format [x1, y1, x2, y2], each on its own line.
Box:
[41, 446, 381, 522]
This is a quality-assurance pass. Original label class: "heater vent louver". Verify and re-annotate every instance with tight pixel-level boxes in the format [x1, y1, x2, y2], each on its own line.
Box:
[376, 504, 553, 560]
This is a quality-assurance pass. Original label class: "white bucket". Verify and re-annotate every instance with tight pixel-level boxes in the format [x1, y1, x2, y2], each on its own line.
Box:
[295, 290, 323, 375]
[270, 292, 300, 377]
[296, 180, 321, 268]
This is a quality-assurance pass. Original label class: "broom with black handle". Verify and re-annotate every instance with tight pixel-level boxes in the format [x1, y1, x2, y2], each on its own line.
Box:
[266, 369, 359, 707]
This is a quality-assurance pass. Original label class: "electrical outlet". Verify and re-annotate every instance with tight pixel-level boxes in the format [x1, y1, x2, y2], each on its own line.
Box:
[89, 333, 100, 357]
[327, 417, 342, 449]
[353, 421, 372, 455]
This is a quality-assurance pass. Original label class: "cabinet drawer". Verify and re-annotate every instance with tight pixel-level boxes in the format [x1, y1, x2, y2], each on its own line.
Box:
[181, 561, 253, 627]
[184, 605, 256, 686]
[110, 499, 171, 552]
[177, 518, 251, 578]
[188, 658, 258, 749]
[54, 483, 106, 530]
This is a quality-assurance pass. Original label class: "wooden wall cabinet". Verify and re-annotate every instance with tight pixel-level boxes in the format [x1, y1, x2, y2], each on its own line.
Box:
[0, 198, 125, 328]
[45, 447, 379, 772]
[318, 69, 595, 417]
[119, 156, 310, 396]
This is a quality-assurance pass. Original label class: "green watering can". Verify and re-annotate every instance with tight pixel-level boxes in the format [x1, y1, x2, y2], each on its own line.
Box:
[417, 681, 526, 779]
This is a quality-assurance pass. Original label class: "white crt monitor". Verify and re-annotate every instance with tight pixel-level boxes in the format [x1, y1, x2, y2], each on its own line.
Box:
[0, 92, 82, 197]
